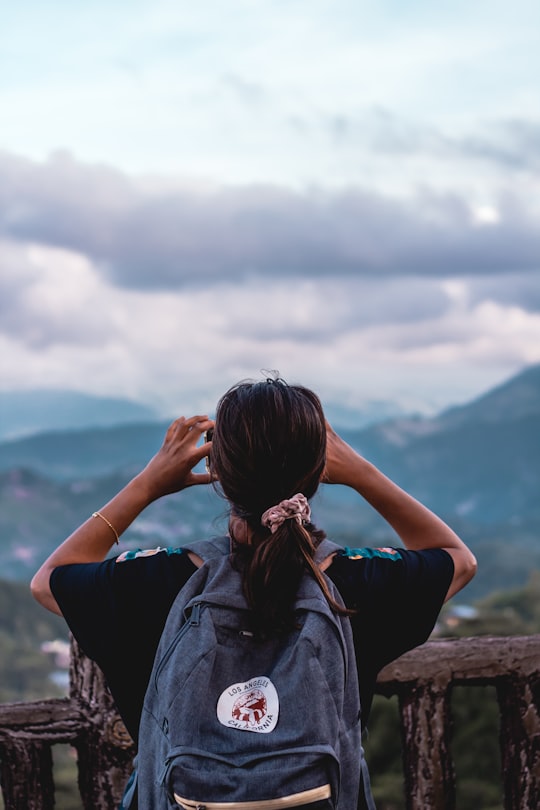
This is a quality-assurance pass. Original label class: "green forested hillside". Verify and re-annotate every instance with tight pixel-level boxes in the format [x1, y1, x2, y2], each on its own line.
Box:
[0, 579, 67, 703]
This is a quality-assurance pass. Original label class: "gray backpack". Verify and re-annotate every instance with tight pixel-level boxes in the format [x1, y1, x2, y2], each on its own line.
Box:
[122, 536, 375, 809]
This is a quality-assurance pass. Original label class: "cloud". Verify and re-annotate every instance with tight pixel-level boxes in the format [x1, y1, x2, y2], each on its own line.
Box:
[1, 223, 538, 416]
[2, 2, 539, 415]
[468, 272, 540, 313]
[0, 239, 122, 347]
[1, 149, 538, 415]
[1, 151, 539, 294]
[218, 277, 450, 342]
[221, 74, 268, 107]
[456, 119, 540, 171]
[321, 107, 540, 173]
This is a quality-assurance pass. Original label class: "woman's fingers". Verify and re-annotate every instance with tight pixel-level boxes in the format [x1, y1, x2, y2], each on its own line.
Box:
[166, 414, 209, 438]
[163, 416, 213, 453]
[138, 416, 216, 499]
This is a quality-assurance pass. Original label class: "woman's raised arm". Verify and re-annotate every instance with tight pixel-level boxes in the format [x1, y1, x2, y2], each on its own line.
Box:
[31, 415, 214, 615]
[322, 422, 477, 601]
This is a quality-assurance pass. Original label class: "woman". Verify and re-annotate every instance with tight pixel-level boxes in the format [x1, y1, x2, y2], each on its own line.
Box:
[31, 378, 477, 809]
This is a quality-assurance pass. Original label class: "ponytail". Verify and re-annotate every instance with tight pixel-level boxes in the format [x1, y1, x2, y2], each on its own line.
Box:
[233, 518, 353, 639]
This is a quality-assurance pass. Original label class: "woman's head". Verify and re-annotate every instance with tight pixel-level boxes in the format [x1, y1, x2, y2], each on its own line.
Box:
[211, 378, 326, 528]
[210, 377, 350, 638]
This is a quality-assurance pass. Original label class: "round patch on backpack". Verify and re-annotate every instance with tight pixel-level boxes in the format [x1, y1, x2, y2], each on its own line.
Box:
[217, 677, 279, 733]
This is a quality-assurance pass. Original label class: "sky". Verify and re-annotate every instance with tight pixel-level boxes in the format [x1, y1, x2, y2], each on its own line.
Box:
[1, 0, 539, 418]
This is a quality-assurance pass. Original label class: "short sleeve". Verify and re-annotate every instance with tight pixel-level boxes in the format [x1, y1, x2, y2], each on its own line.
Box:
[50, 548, 198, 740]
[327, 547, 454, 721]
[50, 558, 117, 661]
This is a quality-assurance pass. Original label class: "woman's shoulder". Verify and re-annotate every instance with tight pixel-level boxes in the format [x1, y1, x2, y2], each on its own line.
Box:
[327, 545, 454, 604]
[51, 545, 198, 611]
[114, 545, 189, 564]
[111, 545, 199, 596]
[331, 544, 453, 568]
[335, 545, 405, 563]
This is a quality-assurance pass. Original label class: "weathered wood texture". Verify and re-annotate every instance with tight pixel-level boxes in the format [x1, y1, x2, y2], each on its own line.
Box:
[376, 636, 540, 810]
[398, 684, 454, 810]
[0, 740, 54, 810]
[0, 640, 135, 810]
[69, 641, 135, 810]
[0, 635, 538, 809]
[497, 675, 540, 810]
[377, 635, 540, 686]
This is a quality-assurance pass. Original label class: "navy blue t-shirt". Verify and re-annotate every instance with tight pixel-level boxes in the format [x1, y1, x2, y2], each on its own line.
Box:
[50, 543, 453, 743]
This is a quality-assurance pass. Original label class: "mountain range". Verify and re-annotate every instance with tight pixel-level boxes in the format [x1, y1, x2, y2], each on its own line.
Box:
[0, 388, 414, 443]
[1, 363, 539, 599]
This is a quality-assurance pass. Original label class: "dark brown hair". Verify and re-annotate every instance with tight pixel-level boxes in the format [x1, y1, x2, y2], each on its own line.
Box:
[211, 377, 350, 638]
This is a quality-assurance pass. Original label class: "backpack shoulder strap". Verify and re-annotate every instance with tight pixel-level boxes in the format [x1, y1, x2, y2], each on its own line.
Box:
[314, 538, 342, 565]
[183, 536, 342, 566]
[181, 535, 230, 561]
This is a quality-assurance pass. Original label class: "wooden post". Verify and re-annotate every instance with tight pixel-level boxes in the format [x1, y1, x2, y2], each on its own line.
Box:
[0, 739, 54, 810]
[399, 684, 455, 810]
[69, 639, 136, 809]
[378, 636, 540, 810]
[497, 674, 540, 810]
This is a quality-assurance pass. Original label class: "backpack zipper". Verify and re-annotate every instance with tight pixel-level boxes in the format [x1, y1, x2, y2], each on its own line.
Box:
[154, 602, 203, 689]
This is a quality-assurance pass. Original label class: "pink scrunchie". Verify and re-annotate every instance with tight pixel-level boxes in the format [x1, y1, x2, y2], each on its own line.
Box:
[261, 493, 311, 534]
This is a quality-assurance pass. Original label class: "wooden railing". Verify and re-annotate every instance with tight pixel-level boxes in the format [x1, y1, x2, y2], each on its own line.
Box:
[0, 636, 539, 809]
[376, 635, 540, 809]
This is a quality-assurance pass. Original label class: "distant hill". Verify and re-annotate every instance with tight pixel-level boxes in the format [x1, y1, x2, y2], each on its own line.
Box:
[346, 363, 540, 524]
[322, 399, 415, 430]
[0, 390, 159, 441]
[0, 421, 168, 479]
[1, 363, 538, 520]
[367, 363, 540, 445]
[0, 394, 416, 478]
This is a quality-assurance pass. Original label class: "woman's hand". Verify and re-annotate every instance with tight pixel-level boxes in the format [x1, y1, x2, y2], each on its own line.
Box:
[31, 414, 215, 614]
[321, 420, 477, 601]
[136, 415, 214, 502]
[322, 421, 364, 487]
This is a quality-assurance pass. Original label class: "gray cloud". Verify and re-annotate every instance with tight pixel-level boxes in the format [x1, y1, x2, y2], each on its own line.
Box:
[468, 271, 540, 313]
[455, 119, 540, 171]
[0, 236, 120, 348]
[323, 108, 540, 172]
[208, 277, 451, 344]
[0, 151, 538, 294]
[221, 74, 268, 106]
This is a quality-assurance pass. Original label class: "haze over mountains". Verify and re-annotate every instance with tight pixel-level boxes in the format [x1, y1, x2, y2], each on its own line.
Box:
[0, 390, 160, 441]
[1, 364, 539, 600]
[0, 388, 412, 443]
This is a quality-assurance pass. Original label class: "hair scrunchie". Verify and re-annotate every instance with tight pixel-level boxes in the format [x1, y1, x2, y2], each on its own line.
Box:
[261, 493, 311, 534]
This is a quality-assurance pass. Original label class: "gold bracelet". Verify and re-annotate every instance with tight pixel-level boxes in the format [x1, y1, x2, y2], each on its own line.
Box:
[92, 511, 120, 544]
